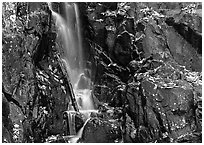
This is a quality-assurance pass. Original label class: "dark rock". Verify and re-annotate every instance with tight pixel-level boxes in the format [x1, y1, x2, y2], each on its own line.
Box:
[123, 58, 200, 142]
[164, 24, 202, 72]
[2, 93, 14, 143]
[125, 81, 161, 142]
[79, 117, 122, 143]
[109, 88, 124, 107]
[113, 31, 132, 66]
[2, 123, 13, 143]
[75, 113, 85, 133]
[48, 85, 70, 135]
[102, 2, 118, 11]
[2, 93, 10, 118]
[136, 16, 201, 72]
[141, 78, 197, 141]
[165, 17, 202, 55]
[32, 32, 56, 70]
[28, 2, 48, 12]
[3, 2, 70, 142]
[106, 30, 116, 55]
[16, 2, 27, 17]
[128, 60, 140, 73]
[62, 111, 84, 136]
[142, 20, 170, 60]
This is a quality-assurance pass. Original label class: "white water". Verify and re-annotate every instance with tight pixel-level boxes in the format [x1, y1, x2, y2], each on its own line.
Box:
[50, 4, 83, 85]
[68, 118, 91, 143]
[49, 2, 96, 139]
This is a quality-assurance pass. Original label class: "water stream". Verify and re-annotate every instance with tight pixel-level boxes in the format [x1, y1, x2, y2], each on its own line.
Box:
[48, 2, 96, 141]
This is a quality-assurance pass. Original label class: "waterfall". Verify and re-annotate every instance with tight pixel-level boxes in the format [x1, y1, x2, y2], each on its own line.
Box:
[49, 3, 83, 85]
[49, 2, 96, 137]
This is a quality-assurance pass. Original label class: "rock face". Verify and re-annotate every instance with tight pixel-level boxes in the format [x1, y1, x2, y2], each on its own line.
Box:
[2, 2, 71, 142]
[142, 80, 196, 140]
[123, 61, 201, 142]
[139, 16, 201, 72]
[87, 3, 202, 142]
[90, 2, 202, 101]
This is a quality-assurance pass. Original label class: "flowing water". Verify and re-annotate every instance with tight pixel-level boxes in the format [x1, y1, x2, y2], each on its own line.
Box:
[49, 3, 83, 85]
[49, 2, 96, 140]
[68, 118, 91, 143]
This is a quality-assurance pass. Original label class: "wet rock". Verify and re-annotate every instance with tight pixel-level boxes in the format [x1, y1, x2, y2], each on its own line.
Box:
[94, 70, 125, 104]
[79, 117, 122, 143]
[102, 2, 118, 11]
[136, 14, 201, 72]
[2, 2, 70, 142]
[128, 60, 140, 73]
[125, 82, 161, 142]
[62, 111, 84, 135]
[165, 17, 202, 55]
[88, 2, 202, 143]
[141, 19, 172, 61]
[47, 83, 70, 135]
[123, 59, 201, 142]
[112, 22, 134, 66]
[138, 15, 201, 72]
[2, 123, 13, 143]
[164, 24, 202, 72]
[106, 30, 116, 56]
[2, 2, 48, 142]
[109, 88, 125, 107]
[75, 113, 84, 132]
[113, 32, 132, 65]
[2, 93, 14, 143]
[141, 78, 197, 141]
[2, 93, 10, 118]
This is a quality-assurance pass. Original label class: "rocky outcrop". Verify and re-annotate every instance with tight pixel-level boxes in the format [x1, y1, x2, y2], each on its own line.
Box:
[125, 60, 201, 142]
[79, 2, 202, 143]
[2, 2, 71, 142]
[91, 2, 202, 103]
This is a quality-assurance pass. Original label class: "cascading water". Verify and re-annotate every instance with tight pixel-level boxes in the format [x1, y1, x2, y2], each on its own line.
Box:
[49, 2, 96, 139]
[49, 3, 83, 84]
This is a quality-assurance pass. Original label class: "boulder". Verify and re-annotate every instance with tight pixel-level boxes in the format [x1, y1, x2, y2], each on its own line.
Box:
[142, 79, 196, 139]
[79, 117, 122, 143]
[164, 24, 202, 72]
[123, 59, 201, 142]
